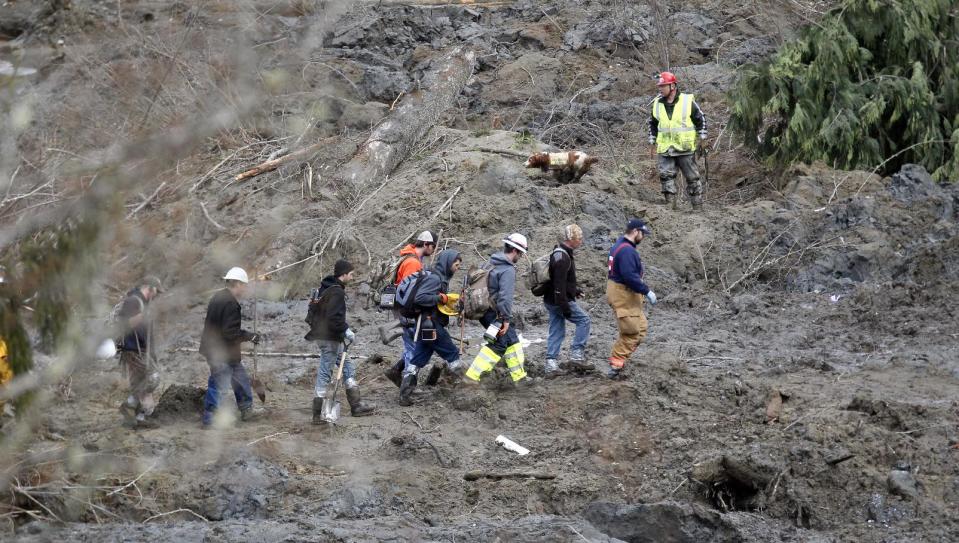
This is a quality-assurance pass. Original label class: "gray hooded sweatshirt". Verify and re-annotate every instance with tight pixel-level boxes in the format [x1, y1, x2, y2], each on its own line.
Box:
[487, 251, 517, 321]
[413, 249, 461, 307]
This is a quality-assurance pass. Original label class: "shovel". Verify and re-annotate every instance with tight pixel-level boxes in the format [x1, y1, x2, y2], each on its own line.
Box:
[321, 344, 348, 424]
[251, 271, 267, 403]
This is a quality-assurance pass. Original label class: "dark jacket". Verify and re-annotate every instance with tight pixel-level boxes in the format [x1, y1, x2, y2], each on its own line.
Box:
[413, 250, 460, 327]
[544, 243, 578, 313]
[487, 251, 517, 321]
[608, 236, 650, 295]
[119, 289, 150, 353]
[199, 288, 254, 364]
[305, 276, 349, 342]
[648, 93, 707, 153]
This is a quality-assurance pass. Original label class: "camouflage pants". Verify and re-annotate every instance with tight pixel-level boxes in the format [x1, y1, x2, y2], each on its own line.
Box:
[120, 351, 158, 416]
[658, 153, 702, 196]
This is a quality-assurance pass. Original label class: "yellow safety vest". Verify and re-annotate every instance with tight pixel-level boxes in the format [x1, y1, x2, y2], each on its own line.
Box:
[654, 93, 697, 154]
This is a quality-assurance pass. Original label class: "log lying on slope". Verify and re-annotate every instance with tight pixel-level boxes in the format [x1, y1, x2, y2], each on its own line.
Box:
[336, 46, 476, 188]
[259, 47, 476, 273]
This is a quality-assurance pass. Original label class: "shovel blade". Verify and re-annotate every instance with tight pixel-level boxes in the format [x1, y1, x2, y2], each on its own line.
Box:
[321, 398, 341, 423]
[252, 378, 267, 402]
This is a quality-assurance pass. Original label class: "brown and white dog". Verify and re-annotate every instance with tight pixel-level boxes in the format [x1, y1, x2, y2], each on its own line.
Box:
[524, 151, 599, 183]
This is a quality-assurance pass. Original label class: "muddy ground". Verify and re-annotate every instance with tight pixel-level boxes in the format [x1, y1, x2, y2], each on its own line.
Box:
[2, 1, 958, 542]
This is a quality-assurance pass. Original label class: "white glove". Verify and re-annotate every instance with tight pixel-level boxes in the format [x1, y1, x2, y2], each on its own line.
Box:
[646, 291, 657, 305]
[344, 328, 356, 345]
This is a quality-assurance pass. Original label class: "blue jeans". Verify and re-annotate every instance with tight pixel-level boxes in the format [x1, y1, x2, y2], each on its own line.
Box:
[401, 324, 416, 364]
[407, 323, 460, 375]
[313, 340, 355, 396]
[479, 309, 520, 356]
[544, 301, 591, 359]
[203, 362, 253, 425]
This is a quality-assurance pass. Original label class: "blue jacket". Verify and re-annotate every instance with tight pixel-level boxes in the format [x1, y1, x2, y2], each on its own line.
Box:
[413, 250, 461, 326]
[607, 236, 650, 295]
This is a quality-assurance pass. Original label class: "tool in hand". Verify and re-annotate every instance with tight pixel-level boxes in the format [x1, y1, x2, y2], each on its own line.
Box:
[321, 342, 349, 424]
[251, 269, 267, 403]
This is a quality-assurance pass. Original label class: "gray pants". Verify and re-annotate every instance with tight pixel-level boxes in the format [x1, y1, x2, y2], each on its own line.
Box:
[120, 351, 158, 416]
[658, 153, 702, 197]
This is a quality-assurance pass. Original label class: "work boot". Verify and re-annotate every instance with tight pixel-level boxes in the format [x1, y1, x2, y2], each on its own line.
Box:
[606, 367, 626, 380]
[240, 407, 265, 422]
[346, 387, 375, 417]
[664, 193, 677, 209]
[448, 360, 465, 377]
[312, 397, 325, 425]
[690, 195, 703, 211]
[398, 374, 418, 406]
[543, 358, 561, 378]
[384, 360, 404, 387]
[567, 350, 591, 371]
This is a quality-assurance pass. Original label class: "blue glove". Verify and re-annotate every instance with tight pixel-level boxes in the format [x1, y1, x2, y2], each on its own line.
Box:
[646, 291, 657, 305]
[344, 328, 356, 345]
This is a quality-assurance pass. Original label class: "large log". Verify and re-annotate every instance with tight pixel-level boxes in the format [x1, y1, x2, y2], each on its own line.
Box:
[336, 46, 476, 188]
[258, 47, 476, 274]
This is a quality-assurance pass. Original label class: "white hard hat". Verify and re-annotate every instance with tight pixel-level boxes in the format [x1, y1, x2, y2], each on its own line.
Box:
[416, 230, 436, 244]
[223, 267, 249, 283]
[503, 233, 528, 254]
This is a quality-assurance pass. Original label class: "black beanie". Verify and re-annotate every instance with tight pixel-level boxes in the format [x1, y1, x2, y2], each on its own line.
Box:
[334, 259, 354, 277]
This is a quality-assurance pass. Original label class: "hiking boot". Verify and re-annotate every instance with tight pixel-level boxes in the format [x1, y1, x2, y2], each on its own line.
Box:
[398, 374, 417, 406]
[606, 367, 626, 380]
[240, 407, 265, 422]
[664, 193, 677, 209]
[346, 387, 375, 417]
[690, 194, 703, 211]
[447, 360, 465, 377]
[543, 359, 562, 378]
[312, 397, 325, 425]
[384, 360, 404, 388]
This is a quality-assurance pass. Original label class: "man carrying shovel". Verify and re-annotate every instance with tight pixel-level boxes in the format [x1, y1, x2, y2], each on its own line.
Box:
[306, 259, 375, 424]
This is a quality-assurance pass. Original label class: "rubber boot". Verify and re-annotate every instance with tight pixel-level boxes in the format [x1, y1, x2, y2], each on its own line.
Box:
[384, 360, 404, 387]
[346, 387, 375, 416]
[690, 194, 703, 211]
[398, 374, 417, 406]
[312, 397, 325, 425]
[664, 193, 677, 209]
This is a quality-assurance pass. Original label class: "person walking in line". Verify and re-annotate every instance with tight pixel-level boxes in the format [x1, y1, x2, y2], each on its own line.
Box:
[464, 233, 537, 388]
[542, 225, 591, 376]
[199, 267, 264, 427]
[306, 259, 375, 423]
[606, 220, 657, 380]
[117, 276, 163, 429]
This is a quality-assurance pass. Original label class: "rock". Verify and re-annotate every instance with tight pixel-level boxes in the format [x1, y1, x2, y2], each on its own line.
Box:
[887, 468, 918, 499]
[322, 485, 387, 519]
[583, 501, 738, 543]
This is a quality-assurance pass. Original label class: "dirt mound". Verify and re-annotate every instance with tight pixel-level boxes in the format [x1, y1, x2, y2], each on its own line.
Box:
[152, 384, 205, 421]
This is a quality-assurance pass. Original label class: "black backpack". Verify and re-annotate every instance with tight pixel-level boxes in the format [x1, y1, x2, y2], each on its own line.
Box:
[395, 270, 430, 319]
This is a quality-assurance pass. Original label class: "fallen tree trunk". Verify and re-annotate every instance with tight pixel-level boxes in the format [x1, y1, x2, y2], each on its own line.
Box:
[260, 47, 475, 273]
[336, 46, 475, 188]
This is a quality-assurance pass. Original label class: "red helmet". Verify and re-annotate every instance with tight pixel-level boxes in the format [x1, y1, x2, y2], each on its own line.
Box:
[657, 71, 677, 86]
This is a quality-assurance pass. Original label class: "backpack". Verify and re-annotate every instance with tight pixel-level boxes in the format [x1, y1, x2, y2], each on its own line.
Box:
[395, 270, 430, 319]
[377, 254, 416, 310]
[528, 247, 566, 296]
[305, 285, 337, 327]
[461, 265, 493, 320]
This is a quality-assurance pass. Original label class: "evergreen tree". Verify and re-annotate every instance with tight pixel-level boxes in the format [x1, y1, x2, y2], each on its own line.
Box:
[730, 0, 959, 181]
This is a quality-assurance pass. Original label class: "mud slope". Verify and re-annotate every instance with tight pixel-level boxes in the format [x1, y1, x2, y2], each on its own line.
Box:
[3, 1, 958, 543]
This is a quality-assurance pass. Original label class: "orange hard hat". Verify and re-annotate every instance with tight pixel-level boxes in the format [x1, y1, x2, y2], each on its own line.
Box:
[657, 71, 677, 86]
